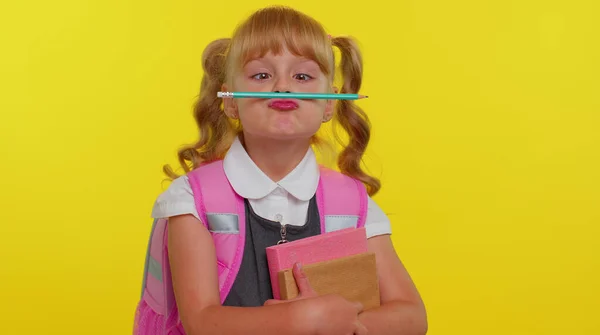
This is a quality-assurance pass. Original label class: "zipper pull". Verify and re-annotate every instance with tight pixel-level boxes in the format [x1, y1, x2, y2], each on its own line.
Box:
[275, 214, 288, 245]
[278, 223, 288, 245]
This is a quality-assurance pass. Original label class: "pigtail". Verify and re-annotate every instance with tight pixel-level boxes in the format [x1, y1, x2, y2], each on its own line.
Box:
[164, 38, 237, 179]
[331, 36, 381, 196]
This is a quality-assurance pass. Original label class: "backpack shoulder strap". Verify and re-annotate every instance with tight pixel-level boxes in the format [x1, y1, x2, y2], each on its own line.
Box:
[136, 160, 246, 334]
[187, 160, 241, 230]
[139, 217, 173, 316]
[186, 160, 246, 304]
[316, 166, 368, 233]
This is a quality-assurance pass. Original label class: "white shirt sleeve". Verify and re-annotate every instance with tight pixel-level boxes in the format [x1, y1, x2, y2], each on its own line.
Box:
[151, 176, 200, 221]
[364, 197, 393, 239]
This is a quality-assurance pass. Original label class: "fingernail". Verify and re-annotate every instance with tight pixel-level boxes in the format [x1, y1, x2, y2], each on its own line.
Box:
[295, 262, 302, 270]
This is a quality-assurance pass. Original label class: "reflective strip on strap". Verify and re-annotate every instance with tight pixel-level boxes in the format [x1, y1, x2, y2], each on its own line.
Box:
[206, 213, 239, 233]
[324, 215, 359, 232]
[148, 256, 163, 282]
[141, 218, 159, 298]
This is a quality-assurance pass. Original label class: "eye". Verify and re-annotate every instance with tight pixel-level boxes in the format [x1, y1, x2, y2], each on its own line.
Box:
[251, 73, 271, 80]
[294, 73, 313, 81]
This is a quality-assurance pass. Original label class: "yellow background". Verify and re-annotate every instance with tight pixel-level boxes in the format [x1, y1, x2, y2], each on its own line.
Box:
[1, 0, 598, 334]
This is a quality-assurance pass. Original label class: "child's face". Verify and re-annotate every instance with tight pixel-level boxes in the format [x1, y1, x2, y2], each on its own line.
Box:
[223, 47, 334, 142]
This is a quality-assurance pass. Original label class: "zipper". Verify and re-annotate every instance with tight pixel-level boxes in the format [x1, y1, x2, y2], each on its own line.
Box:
[277, 220, 288, 245]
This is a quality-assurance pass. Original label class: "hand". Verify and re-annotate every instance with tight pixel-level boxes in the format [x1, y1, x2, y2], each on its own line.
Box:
[264, 263, 318, 306]
[265, 263, 368, 335]
[310, 295, 368, 335]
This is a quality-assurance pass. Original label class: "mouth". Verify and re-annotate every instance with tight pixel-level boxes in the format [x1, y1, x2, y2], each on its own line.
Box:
[268, 99, 299, 111]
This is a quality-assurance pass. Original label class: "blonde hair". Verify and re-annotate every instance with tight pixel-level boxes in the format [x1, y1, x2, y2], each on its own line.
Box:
[164, 5, 381, 196]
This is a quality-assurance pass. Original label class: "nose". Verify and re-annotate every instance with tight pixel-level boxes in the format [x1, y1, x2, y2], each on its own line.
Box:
[272, 76, 292, 93]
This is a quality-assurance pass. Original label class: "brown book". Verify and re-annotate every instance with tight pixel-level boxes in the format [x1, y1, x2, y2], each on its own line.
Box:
[277, 252, 381, 310]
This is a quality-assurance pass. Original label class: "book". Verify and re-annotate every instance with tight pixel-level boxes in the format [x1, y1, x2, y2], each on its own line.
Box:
[265, 227, 380, 309]
[278, 252, 381, 310]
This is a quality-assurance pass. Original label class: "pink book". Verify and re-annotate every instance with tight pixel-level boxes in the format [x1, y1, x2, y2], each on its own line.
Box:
[266, 227, 368, 299]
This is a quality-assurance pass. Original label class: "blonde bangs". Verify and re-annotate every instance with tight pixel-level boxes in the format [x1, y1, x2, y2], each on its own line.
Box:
[226, 6, 334, 78]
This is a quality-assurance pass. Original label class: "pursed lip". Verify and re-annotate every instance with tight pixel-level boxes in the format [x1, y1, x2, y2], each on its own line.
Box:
[268, 99, 299, 111]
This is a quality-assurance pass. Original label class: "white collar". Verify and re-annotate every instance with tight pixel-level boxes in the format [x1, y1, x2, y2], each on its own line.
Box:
[222, 136, 320, 201]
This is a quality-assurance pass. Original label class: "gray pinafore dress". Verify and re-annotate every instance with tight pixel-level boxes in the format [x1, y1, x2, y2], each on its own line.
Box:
[222, 196, 321, 306]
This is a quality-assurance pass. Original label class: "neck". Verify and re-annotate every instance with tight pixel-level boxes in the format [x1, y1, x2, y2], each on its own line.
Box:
[241, 133, 311, 182]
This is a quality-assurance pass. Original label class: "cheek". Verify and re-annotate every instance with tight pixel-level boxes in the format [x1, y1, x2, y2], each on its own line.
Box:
[302, 102, 328, 125]
[314, 100, 329, 114]
[307, 79, 329, 93]
[236, 101, 264, 125]
[232, 76, 252, 91]
[233, 75, 265, 91]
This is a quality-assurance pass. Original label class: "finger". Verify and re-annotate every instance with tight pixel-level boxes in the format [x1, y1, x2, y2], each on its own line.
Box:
[353, 320, 369, 335]
[292, 263, 316, 296]
[264, 299, 284, 306]
[353, 302, 364, 314]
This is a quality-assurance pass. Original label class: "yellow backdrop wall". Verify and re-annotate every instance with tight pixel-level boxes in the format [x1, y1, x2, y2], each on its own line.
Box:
[1, 0, 598, 334]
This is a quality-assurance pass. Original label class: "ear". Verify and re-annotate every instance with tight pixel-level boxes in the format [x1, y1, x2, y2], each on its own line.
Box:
[221, 83, 238, 118]
[323, 86, 338, 121]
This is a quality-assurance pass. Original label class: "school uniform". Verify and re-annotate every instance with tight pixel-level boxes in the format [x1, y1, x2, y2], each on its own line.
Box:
[151, 136, 392, 306]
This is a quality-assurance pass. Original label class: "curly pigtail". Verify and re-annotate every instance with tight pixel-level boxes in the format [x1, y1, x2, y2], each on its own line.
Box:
[163, 38, 238, 179]
[331, 36, 381, 196]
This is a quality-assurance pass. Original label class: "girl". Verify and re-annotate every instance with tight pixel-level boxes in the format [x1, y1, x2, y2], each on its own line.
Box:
[135, 5, 427, 335]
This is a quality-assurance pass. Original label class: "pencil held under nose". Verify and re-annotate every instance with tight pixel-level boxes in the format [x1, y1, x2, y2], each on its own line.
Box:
[217, 91, 369, 100]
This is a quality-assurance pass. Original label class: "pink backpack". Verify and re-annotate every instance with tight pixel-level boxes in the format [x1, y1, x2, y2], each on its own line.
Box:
[133, 160, 368, 334]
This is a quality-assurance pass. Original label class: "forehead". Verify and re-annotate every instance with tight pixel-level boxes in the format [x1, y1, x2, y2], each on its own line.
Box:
[244, 48, 320, 66]
[228, 34, 334, 76]
[224, 8, 335, 80]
